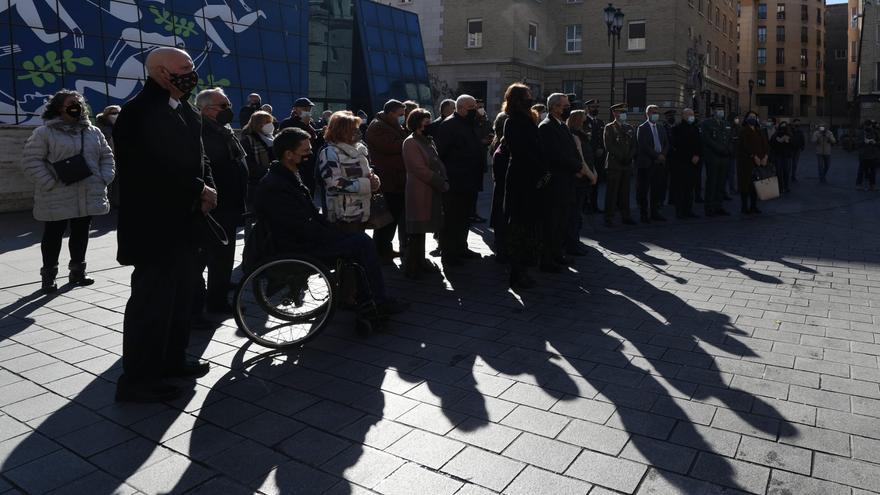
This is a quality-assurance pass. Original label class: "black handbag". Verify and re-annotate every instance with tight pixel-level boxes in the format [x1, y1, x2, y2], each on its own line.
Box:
[50, 131, 92, 185]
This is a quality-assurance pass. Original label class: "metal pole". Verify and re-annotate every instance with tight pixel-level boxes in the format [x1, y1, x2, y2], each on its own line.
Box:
[610, 40, 616, 108]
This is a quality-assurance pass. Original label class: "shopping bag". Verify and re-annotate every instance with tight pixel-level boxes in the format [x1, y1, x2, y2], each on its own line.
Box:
[753, 174, 780, 201]
[365, 193, 394, 230]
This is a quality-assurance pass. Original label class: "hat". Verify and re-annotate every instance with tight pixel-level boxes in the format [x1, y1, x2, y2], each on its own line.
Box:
[710, 101, 725, 109]
[664, 109, 677, 116]
[293, 97, 314, 108]
[585, 99, 599, 106]
[610, 103, 627, 111]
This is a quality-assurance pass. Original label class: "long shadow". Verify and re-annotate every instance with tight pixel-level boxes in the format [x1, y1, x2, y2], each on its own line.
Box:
[0, 211, 117, 256]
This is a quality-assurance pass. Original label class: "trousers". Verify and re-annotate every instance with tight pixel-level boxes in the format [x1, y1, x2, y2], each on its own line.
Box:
[704, 157, 727, 213]
[373, 191, 406, 256]
[193, 230, 237, 311]
[439, 192, 471, 258]
[41, 216, 92, 268]
[604, 167, 632, 221]
[636, 164, 666, 217]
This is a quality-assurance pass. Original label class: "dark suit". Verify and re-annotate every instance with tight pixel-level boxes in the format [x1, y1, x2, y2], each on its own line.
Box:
[636, 120, 670, 218]
[114, 77, 214, 385]
[671, 121, 702, 217]
[538, 116, 583, 261]
[434, 114, 483, 259]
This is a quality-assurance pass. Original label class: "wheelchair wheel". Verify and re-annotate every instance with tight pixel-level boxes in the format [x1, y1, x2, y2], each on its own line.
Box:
[234, 256, 336, 349]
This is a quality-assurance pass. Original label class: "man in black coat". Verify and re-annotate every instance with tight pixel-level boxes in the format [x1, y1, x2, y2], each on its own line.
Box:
[584, 99, 605, 213]
[671, 108, 702, 219]
[278, 97, 318, 193]
[635, 105, 670, 223]
[434, 94, 484, 265]
[426, 99, 455, 138]
[538, 93, 584, 270]
[194, 88, 249, 315]
[238, 92, 261, 128]
[114, 47, 215, 402]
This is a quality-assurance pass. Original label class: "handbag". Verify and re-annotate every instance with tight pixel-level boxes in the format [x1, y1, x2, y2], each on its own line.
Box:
[365, 193, 394, 230]
[50, 130, 92, 185]
[753, 166, 779, 201]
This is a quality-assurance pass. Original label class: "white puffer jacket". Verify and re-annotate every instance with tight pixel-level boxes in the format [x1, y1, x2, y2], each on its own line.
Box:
[20, 118, 115, 222]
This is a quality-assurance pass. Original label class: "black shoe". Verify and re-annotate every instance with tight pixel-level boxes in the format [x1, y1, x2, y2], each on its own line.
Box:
[640, 215, 652, 224]
[566, 248, 587, 257]
[621, 218, 637, 226]
[461, 249, 482, 260]
[494, 253, 511, 264]
[741, 206, 750, 215]
[651, 214, 667, 222]
[695, 196, 704, 203]
[421, 260, 441, 273]
[115, 382, 181, 403]
[555, 256, 574, 267]
[40, 265, 58, 294]
[723, 195, 732, 201]
[592, 208, 604, 214]
[192, 316, 217, 331]
[704, 211, 716, 218]
[68, 262, 95, 287]
[684, 213, 700, 219]
[509, 273, 537, 290]
[164, 360, 211, 379]
[750, 207, 762, 214]
[539, 263, 563, 273]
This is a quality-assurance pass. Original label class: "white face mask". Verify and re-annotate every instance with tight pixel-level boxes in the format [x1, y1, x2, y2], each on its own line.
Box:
[540, 112, 548, 121]
[686, 116, 695, 124]
[398, 115, 406, 126]
[107, 114, 118, 124]
[716, 111, 725, 119]
[299, 111, 311, 119]
[819, 126, 826, 132]
[477, 108, 486, 117]
[261, 123, 275, 135]
[733, 118, 740, 125]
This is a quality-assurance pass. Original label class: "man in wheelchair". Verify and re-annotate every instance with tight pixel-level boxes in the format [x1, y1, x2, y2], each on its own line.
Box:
[251, 127, 407, 316]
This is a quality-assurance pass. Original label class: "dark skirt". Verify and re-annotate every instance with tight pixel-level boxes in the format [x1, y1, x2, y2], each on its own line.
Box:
[736, 157, 755, 193]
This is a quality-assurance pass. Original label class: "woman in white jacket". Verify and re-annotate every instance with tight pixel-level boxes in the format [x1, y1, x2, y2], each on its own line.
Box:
[19, 90, 115, 293]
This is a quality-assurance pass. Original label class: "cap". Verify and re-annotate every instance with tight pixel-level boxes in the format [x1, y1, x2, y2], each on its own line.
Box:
[610, 103, 627, 111]
[585, 99, 599, 106]
[293, 97, 314, 108]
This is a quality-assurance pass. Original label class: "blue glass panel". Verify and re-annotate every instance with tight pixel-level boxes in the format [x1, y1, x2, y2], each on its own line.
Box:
[9, 0, 60, 30]
[396, 33, 410, 56]
[265, 60, 291, 90]
[414, 58, 427, 78]
[361, 2, 377, 25]
[380, 29, 395, 51]
[369, 52, 385, 74]
[257, 1, 284, 30]
[260, 29, 286, 61]
[233, 25, 263, 58]
[384, 53, 399, 75]
[406, 14, 419, 35]
[365, 27, 381, 47]
[238, 57, 266, 90]
[267, 91, 293, 116]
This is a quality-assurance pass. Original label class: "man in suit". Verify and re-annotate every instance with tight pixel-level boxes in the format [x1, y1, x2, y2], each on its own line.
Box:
[538, 93, 586, 270]
[603, 103, 638, 227]
[671, 108, 703, 219]
[635, 105, 670, 223]
[701, 102, 734, 216]
[114, 47, 215, 402]
[584, 99, 605, 213]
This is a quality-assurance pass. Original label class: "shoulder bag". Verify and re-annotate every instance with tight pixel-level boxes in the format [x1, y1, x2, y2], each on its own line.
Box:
[50, 130, 93, 185]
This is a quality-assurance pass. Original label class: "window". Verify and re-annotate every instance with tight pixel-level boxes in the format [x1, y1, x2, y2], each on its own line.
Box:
[816, 30, 821, 47]
[800, 48, 807, 67]
[776, 3, 785, 20]
[758, 26, 767, 43]
[565, 24, 582, 53]
[776, 48, 784, 64]
[757, 70, 767, 86]
[723, 15, 728, 36]
[467, 19, 483, 48]
[624, 80, 647, 113]
[817, 8, 821, 24]
[528, 23, 538, 51]
[562, 80, 583, 100]
[628, 21, 646, 50]
[852, 41, 857, 62]
[801, 4, 808, 21]
[758, 3, 767, 19]
[800, 72, 807, 88]
[758, 48, 766, 65]
[834, 48, 846, 60]
[714, 46, 720, 67]
[715, 7, 721, 26]
[776, 71, 785, 87]
[776, 26, 785, 42]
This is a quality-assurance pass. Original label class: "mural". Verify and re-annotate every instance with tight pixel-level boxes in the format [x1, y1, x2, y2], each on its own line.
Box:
[0, 0, 309, 124]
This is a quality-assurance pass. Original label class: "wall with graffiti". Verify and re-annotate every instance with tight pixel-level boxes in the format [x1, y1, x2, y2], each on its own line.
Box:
[0, 0, 308, 124]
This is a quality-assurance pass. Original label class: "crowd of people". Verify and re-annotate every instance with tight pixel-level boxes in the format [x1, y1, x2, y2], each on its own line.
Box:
[16, 46, 874, 402]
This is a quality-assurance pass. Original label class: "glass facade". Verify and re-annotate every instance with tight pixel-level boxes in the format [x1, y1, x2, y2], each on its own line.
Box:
[1, 0, 429, 124]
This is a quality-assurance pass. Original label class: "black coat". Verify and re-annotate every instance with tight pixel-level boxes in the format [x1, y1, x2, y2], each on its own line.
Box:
[503, 112, 547, 224]
[202, 119, 249, 228]
[114, 77, 214, 265]
[538, 117, 583, 176]
[434, 114, 484, 193]
[255, 162, 345, 254]
[671, 121, 702, 167]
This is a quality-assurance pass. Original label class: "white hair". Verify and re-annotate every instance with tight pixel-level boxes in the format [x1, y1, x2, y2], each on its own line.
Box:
[547, 93, 567, 110]
[682, 107, 695, 116]
[455, 94, 476, 111]
[645, 105, 659, 114]
[196, 87, 227, 110]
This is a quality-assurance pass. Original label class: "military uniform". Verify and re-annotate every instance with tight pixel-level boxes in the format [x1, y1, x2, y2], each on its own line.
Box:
[584, 99, 605, 213]
[700, 104, 734, 216]
[603, 104, 637, 225]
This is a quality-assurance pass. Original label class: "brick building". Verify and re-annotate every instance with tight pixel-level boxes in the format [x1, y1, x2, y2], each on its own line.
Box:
[382, 0, 739, 116]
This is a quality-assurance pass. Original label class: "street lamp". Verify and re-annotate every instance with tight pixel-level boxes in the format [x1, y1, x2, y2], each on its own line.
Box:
[604, 3, 624, 113]
[748, 79, 755, 110]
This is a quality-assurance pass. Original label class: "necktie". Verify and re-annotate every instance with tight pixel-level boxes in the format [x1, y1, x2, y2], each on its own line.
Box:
[651, 124, 661, 153]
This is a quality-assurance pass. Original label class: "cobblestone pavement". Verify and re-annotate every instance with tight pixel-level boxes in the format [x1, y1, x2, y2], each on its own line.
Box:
[1, 150, 880, 495]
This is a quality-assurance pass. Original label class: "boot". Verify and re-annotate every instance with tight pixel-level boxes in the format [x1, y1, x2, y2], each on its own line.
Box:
[40, 265, 58, 294]
[68, 261, 95, 287]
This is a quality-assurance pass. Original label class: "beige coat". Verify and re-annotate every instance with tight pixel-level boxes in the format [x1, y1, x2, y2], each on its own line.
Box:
[20, 119, 115, 222]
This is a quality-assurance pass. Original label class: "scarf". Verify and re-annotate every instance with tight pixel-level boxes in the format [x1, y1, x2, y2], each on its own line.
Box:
[205, 118, 246, 162]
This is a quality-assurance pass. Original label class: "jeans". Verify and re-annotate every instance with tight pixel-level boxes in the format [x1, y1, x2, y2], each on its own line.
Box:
[41, 216, 92, 268]
[817, 154, 832, 182]
[373, 191, 406, 257]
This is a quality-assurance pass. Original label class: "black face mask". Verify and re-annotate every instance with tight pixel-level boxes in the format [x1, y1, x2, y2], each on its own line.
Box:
[466, 109, 477, 121]
[65, 103, 82, 119]
[561, 107, 572, 121]
[168, 70, 199, 96]
[216, 107, 234, 126]
[589, 109, 599, 117]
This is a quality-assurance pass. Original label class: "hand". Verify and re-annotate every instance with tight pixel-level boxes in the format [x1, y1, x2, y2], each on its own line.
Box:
[658, 153, 666, 163]
[201, 186, 217, 213]
[691, 155, 700, 165]
[369, 173, 381, 192]
[753, 156, 761, 166]
[589, 172, 598, 185]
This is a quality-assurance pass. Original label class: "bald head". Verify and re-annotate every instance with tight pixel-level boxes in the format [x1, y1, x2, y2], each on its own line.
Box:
[145, 47, 195, 99]
[455, 94, 476, 118]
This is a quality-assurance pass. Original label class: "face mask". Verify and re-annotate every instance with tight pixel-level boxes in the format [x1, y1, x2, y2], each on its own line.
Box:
[561, 107, 572, 120]
[686, 116, 695, 124]
[589, 109, 599, 117]
[107, 114, 118, 124]
[746, 117, 758, 126]
[398, 115, 406, 126]
[818, 126, 826, 132]
[649, 114, 660, 123]
[168, 70, 198, 96]
[618, 113, 628, 122]
[261, 123, 275, 135]
[477, 108, 486, 117]
[540, 112, 548, 121]
[466, 109, 478, 121]
[733, 118, 740, 125]
[216, 107, 234, 126]
[299, 111, 311, 119]
[767, 122, 775, 129]
[65, 103, 82, 118]
[716, 111, 725, 119]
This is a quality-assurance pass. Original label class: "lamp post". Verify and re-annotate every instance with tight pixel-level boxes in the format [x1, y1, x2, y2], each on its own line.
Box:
[748, 79, 755, 110]
[604, 3, 624, 114]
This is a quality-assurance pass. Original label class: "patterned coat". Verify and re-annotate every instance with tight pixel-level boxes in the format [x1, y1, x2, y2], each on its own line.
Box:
[316, 141, 376, 224]
[20, 118, 115, 222]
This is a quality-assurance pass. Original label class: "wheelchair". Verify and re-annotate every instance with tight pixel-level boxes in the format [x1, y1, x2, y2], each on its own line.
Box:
[233, 217, 385, 349]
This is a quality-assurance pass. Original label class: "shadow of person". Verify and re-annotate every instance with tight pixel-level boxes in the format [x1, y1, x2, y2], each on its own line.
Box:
[0, 291, 60, 343]
[675, 245, 785, 285]
[597, 238, 688, 285]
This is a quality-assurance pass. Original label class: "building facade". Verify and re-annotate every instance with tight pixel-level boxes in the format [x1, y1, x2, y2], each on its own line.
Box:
[825, 3, 850, 127]
[848, 0, 880, 122]
[384, 0, 739, 116]
[737, 0, 827, 120]
[0, 0, 431, 124]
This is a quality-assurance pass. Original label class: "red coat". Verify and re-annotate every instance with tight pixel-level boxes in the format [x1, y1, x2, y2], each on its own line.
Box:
[366, 112, 407, 193]
[403, 134, 448, 233]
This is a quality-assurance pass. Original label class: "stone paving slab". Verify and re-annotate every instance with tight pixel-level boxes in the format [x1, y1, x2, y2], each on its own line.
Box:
[1, 151, 880, 493]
